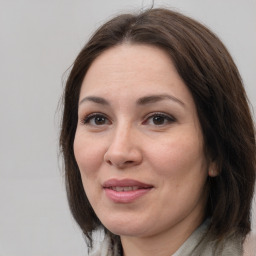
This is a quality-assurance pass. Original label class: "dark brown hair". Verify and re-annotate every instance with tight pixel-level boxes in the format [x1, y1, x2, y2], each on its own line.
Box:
[60, 8, 256, 246]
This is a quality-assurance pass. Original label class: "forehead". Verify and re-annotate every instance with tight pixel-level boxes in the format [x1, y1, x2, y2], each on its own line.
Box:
[83, 44, 174, 83]
[79, 44, 193, 106]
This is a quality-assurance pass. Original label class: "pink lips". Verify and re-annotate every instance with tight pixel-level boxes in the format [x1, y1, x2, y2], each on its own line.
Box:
[103, 179, 153, 203]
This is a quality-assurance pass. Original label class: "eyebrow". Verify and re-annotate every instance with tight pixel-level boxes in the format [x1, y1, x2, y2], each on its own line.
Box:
[79, 94, 185, 107]
[136, 94, 185, 106]
[79, 96, 109, 106]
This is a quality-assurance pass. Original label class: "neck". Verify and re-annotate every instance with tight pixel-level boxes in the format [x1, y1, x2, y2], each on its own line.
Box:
[120, 215, 204, 256]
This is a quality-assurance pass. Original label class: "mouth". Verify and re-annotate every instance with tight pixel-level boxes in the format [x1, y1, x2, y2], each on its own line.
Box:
[109, 186, 144, 192]
[102, 179, 153, 203]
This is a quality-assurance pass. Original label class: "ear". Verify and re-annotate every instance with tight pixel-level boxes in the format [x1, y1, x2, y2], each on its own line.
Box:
[208, 162, 219, 177]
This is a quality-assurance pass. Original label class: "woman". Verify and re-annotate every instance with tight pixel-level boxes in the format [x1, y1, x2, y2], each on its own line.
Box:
[60, 8, 255, 256]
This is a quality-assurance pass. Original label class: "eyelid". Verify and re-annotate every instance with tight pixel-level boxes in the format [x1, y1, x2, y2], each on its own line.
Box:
[142, 112, 176, 125]
[80, 112, 111, 125]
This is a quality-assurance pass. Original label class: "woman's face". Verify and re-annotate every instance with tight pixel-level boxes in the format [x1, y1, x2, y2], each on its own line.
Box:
[74, 44, 210, 239]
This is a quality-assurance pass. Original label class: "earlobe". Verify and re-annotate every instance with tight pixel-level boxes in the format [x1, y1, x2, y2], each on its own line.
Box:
[208, 162, 218, 177]
[208, 169, 218, 177]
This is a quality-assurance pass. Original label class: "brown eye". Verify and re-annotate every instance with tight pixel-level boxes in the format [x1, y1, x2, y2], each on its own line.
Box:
[152, 115, 166, 125]
[143, 113, 176, 126]
[94, 116, 107, 125]
[83, 114, 110, 126]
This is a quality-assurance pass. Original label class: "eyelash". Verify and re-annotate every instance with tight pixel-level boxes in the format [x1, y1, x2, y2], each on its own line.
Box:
[81, 112, 176, 127]
[143, 112, 176, 126]
[81, 113, 110, 126]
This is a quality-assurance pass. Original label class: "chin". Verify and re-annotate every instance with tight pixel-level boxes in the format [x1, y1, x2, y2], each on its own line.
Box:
[101, 216, 148, 237]
[107, 225, 146, 237]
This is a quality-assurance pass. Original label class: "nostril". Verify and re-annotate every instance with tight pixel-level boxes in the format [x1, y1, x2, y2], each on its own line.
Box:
[125, 161, 134, 165]
[106, 160, 112, 165]
[106, 159, 134, 166]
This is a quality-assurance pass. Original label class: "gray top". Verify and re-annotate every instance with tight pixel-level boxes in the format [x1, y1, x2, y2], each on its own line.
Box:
[89, 220, 243, 256]
[172, 220, 243, 256]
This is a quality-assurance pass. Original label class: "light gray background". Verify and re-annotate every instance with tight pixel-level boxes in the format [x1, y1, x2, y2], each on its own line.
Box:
[0, 0, 255, 255]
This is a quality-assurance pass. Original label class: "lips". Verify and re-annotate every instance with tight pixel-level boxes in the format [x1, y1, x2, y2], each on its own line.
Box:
[103, 179, 153, 203]
[103, 179, 153, 189]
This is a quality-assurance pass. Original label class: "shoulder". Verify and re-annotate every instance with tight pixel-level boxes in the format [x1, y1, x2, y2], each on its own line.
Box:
[194, 232, 244, 256]
[174, 220, 244, 256]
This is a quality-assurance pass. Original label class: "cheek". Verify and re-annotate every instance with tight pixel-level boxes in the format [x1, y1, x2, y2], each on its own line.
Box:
[73, 132, 105, 177]
[73, 132, 105, 207]
[147, 133, 208, 216]
[148, 131, 206, 178]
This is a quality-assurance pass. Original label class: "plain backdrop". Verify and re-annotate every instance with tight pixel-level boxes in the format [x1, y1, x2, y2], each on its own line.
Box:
[0, 0, 255, 255]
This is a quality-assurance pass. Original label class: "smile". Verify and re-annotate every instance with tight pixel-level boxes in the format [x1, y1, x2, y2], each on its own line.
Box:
[110, 186, 141, 191]
[103, 179, 153, 203]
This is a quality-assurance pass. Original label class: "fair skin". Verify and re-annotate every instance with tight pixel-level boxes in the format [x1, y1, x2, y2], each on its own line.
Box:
[74, 44, 213, 256]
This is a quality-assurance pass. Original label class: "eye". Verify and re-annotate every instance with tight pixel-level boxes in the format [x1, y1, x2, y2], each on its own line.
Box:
[143, 113, 175, 126]
[82, 113, 110, 126]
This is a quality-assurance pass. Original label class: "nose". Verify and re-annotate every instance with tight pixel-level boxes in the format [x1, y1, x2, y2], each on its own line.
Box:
[104, 125, 143, 169]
